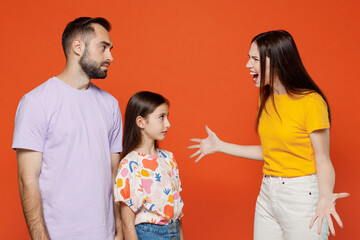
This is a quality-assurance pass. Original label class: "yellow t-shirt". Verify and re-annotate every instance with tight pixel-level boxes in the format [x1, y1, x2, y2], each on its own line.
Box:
[258, 92, 330, 177]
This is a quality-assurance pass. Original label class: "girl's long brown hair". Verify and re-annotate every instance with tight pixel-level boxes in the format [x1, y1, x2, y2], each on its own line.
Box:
[253, 30, 331, 128]
[121, 91, 169, 160]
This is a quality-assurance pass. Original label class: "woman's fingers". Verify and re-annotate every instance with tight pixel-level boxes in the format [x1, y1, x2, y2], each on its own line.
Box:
[335, 192, 350, 199]
[195, 153, 204, 163]
[317, 216, 324, 234]
[331, 211, 343, 228]
[309, 215, 318, 229]
[205, 125, 214, 135]
[326, 214, 335, 236]
[187, 144, 200, 149]
[189, 150, 201, 159]
[189, 138, 201, 143]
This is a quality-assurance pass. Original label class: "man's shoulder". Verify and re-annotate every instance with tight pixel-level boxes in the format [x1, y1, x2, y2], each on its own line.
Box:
[91, 83, 119, 105]
[25, 77, 58, 99]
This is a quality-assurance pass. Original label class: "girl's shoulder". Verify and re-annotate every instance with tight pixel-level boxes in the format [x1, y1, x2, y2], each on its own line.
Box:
[157, 149, 174, 159]
[118, 151, 144, 168]
[158, 149, 180, 169]
[123, 150, 143, 160]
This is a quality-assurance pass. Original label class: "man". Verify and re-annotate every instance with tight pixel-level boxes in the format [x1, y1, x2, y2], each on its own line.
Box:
[12, 17, 123, 240]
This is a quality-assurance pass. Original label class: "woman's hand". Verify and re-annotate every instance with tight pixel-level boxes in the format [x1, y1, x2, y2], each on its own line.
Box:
[188, 125, 222, 162]
[309, 192, 350, 236]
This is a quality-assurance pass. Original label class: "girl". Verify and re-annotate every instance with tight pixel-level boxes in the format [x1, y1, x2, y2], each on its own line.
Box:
[114, 91, 184, 240]
[188, 30, 348, 240]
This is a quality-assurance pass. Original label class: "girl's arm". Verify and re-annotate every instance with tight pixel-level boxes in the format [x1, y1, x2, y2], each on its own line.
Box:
[309, 129, 349, 236]
[111, 153, 123, 240]
[188, 125, 264, 162]
[120, 203, 138, 240]
[179, 220, 184, 240]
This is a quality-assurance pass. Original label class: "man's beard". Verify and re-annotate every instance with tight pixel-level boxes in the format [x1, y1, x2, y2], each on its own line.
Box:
[79, 48, 109, 79]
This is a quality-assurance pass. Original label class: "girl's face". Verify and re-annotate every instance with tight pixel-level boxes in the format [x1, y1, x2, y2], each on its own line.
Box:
[246, 42, 270, 88]
[140, 103, 170, 141]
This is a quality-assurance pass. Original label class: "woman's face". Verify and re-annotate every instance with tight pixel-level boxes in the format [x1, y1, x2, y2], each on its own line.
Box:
[246, 42, 270, 88]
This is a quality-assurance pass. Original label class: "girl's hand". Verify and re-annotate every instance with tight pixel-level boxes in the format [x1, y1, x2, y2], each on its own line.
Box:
[309, 192, 349, 236]
[114, 233, 123, 240]
[188, 125, 222, 162]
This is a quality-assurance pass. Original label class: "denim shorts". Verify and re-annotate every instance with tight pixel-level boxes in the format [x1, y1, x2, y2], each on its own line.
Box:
[135, 221, 180, 240]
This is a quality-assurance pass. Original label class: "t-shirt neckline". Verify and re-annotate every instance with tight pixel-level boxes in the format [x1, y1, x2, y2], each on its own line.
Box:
[133, 149, 161, 158]
[52, 76, 93, 94]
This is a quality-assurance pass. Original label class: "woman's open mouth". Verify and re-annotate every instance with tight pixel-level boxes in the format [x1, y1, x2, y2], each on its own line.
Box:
[250, 72, 259, 82]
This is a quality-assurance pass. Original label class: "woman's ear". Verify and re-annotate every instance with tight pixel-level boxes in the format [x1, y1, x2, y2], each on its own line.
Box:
[136, 116, 145, 129]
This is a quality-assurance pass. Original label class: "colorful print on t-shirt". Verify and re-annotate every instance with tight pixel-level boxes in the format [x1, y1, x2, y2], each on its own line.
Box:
[114, 149, 183, 225]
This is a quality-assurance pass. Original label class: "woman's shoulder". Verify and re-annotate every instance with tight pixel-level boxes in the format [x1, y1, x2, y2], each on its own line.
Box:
[301, 92, 327, 107]
[291, 91, 326, 104]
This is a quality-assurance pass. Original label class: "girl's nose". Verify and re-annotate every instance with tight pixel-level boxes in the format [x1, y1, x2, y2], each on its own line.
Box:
[165, 118, 171, 128]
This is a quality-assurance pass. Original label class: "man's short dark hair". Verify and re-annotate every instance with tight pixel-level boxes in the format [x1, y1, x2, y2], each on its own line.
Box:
[62, 17, 111, 59]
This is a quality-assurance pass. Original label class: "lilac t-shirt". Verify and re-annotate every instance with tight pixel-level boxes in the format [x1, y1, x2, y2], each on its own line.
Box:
[12, 77, 122, 240]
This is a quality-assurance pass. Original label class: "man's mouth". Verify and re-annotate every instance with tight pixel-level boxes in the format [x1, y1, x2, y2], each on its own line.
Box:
[101, 62, 110, 68]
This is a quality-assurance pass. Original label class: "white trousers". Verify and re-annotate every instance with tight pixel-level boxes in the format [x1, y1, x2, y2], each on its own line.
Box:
[254, 174, 329, 240]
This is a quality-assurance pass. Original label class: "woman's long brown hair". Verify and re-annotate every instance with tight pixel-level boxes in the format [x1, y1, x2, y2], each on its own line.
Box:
[253, 30, 331, 128]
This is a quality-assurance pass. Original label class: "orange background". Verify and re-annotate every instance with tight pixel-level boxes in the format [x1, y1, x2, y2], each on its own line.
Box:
[1, 0, 359, 239]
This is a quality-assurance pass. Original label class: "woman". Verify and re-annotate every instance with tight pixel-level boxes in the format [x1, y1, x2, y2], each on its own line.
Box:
[188, 30, 348, 240]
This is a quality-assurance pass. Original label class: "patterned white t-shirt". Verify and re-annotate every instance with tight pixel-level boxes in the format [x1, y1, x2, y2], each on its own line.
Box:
[114, 149, 183, 225]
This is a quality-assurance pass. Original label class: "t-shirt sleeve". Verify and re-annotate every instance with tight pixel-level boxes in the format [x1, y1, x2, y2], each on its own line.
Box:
[304, 94, 330, 134]
[171, 153, 182, 193]
[114, 158, 143, 213]
[109, 100, 123, 153]
[12, 94, 46, 152]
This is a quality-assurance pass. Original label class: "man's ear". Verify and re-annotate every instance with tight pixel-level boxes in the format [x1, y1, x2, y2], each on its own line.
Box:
[136, 116, 145, 129]
[72, 38, 84, 56]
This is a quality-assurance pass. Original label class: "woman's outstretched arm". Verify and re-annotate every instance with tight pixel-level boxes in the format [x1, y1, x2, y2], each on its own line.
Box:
[309, 128, 349, 236]
[188, 125, 264, 162]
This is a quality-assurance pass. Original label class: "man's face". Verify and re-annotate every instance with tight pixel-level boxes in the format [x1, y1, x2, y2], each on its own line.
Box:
[79, 24, 113, 79]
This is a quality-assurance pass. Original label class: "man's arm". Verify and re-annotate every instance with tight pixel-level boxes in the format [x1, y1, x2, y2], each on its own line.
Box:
[111, 153, 123, 240]
[17, 149, 50, 240]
